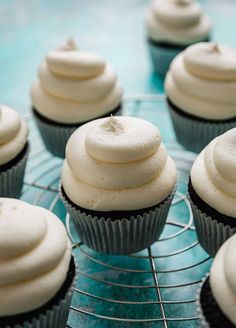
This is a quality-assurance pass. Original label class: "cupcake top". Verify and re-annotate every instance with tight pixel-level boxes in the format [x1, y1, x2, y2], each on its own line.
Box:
[146, 0, 211, 45]
[31, 38, 123, 124]
[0, 198, 72, 316]
[165, 42, 236, 120]
[62, 116, 177, 211]
[0, 105, 28, 165]
[210, 233, 236, 325]
[191, 128, 236, 218]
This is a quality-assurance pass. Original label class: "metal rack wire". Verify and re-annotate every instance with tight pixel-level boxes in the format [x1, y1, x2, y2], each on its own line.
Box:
[22, 95, 211, 328]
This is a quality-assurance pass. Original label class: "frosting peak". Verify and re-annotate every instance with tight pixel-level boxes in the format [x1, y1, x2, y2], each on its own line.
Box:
[0, 198, 71, 316]
[101, 116, 125, 134]
[208, 42, 220, 54]
[146, 0, 211, 45]
[31, 39, 122, 123]
[62, 117, 177, 211]
[210, 234, 236, 325]
[191, 128, 236, 217]
[84, 117, 160, 163]
[58, 37, 77, 51]
[165, 42, 236, 120]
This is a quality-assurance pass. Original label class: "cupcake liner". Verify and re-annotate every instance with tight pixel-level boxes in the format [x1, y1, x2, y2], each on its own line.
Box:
[2, 256, 77, 328]
[60, 184, 175, 255]
[196, 275, 210, 328]
[0, 144, 29, 198]
[148, 41, 182, 76]
[33, 105, 122, 158]
[147, 36, 211, 76]
[33, 113, 77, 158]
[197, 275, 235, 328]
[168, 102, 236, 153]
[189, 198, 236, 257]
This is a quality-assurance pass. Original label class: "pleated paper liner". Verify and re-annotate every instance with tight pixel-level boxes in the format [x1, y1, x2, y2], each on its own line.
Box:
[0, 143, 29, 198]
[32, 104, 122, 158]
[147, 36, 211, 77]
[196, 275, 235, 328]
[1, 257, 77, 328]
[189, 198, 236, 257]
[167, 99, 236, 153]
[147, 39, 183, 76]
[60, 184, 176, 255]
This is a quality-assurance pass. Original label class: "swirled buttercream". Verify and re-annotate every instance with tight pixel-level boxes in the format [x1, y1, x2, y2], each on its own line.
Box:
[31, 38, 122, 123]
[0, 106, 28, 165]
[165, 42, 236, 119]
[0, 198, 72, 316]
[146, 0, 211, 45]
[210, 234, 236, 325]
[62, 116, 177, 211]
[191, 128, 236, 217]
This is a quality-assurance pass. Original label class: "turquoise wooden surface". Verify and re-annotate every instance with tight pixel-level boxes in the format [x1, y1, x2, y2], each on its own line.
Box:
[1, 1, 236, 327]
[1, 0, 236, 113]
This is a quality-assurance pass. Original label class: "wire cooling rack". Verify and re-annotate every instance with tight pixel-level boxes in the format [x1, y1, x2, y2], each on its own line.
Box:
[21, 95, 212, 328]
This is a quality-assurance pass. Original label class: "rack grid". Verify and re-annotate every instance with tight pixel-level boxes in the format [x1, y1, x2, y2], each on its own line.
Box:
[22, 95, 211, 328]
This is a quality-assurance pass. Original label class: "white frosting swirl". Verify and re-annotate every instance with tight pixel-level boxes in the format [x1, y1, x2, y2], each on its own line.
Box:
[146, 0, 211, 45]
[165, 42, 236, 119]
[191, 128, 236, 217]
[31, 38, 122, 123]
[0, 198, 72, 316]
[210, 234, 236, 325]
[62, 116, 177, 211]
[0, 106, 28, 165]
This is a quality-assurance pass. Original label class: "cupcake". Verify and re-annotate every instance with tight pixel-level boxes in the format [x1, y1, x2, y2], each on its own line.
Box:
[198, 234, 236, 327]
[60, 116, 177, 255]
[31, 38, 123, 158]
[165, 42, 236, 153]
[146, 0, 212, 75]
[188, 128, 236, 257]
[0, 198, 77, 328]
[0, 105, 29, 197]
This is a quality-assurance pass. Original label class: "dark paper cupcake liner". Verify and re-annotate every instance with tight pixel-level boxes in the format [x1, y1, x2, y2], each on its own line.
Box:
[1, 256, 77, 328]
[0, 143, 29, 198]
[196, 275, 235, 328]
[189, 198, 236, 257]
[148, 40, 183, 76]
[60, 184, 175, 255]
[32, 105, 122, 158]
[196, 276, 210, 328]
[168, 100, 236, 153]
[148, 36, 210, 76]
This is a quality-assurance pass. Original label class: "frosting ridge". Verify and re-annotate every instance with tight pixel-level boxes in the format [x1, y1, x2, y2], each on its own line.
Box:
[0, 198, 71, 316]
[165, 42, 236, 119]
[62, 116, 176, 210]
[31, 38, 122, 123]
[191, 128, 236, 217]
[146, 0, 211, 45]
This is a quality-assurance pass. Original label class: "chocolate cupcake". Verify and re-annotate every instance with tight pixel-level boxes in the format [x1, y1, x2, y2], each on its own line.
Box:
[0, 198, 77, 328]
[31, 38, 123, 158]
[0, 105, 29, 197]
[146, 0, 212, 75]
[188, 128, 236, 257]
[60, 116, 177, 254]
[165, 42, 236, 153]
[198, 234, 236, 327]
